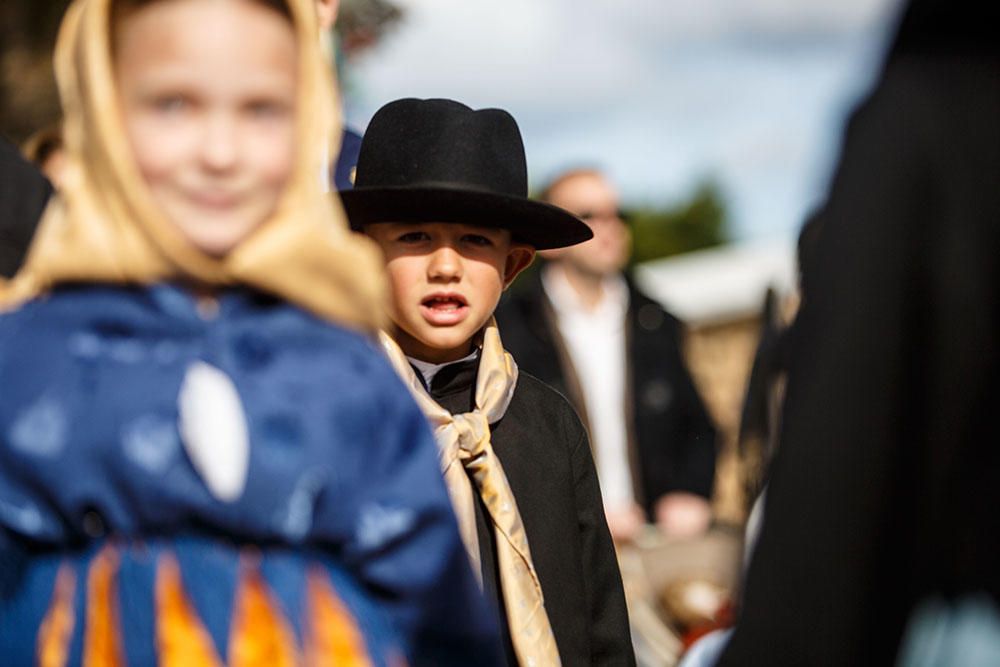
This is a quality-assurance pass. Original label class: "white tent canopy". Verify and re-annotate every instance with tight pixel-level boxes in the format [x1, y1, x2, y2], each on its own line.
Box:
[634, 236, 798, 326]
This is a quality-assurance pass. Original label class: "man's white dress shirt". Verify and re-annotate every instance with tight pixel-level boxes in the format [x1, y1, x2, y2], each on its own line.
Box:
[542, 265, 635, 513]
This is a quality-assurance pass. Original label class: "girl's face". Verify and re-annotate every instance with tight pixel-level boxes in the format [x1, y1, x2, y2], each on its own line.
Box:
[115, 0, 298, 257]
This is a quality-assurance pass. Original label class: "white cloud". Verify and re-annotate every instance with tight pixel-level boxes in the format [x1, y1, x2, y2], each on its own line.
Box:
[591, 0, 899, 42]
[346, 0, 646, 109]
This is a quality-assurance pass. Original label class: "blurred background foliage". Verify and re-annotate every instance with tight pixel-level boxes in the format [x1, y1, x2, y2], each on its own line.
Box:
[1, 0, 728, 263]
[1, 2, 67, 143]
[626, 182, 729, 265]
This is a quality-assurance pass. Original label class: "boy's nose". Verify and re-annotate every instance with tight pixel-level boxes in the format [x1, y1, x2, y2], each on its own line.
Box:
[427, 245, 462, 281]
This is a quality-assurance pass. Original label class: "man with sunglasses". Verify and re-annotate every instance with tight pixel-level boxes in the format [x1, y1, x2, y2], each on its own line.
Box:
[498, 168, 717, 542]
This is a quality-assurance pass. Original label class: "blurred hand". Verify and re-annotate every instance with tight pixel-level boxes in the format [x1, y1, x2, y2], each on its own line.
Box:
[655, 492, 712, 539]
[605, 503, 646, 543]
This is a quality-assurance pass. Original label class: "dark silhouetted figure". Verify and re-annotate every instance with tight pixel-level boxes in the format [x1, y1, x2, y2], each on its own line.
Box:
[0, 137, 51, 278]
[718, 0, 1000, 663]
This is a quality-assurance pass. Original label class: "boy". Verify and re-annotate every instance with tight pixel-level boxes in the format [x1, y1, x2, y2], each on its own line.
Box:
[342, 98, 635, 666]
[0, 3, 496, 664]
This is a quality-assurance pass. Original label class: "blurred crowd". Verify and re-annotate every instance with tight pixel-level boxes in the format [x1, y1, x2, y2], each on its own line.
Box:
[1, 0, 996, 665]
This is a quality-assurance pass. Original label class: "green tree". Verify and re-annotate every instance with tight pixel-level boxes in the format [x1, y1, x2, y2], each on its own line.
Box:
[510, 180, 729, 295]
[626, 180, 729, 265]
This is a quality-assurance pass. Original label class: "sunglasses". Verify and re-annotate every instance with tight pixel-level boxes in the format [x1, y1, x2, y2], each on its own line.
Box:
[577, 208, 628, 223]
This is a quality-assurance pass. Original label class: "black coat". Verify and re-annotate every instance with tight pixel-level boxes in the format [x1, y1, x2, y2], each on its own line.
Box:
[718, 0, 1000, 663]
[496, 270, 717, 519]
[0, 137, 51, 278]
[427, 358, 635, 666]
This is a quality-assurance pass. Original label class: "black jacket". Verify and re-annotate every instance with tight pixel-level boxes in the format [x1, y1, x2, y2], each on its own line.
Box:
[718, 0, 1000, 663]
[0, 137, 51, 278]
[496, 270, 717, 519]
[427, 358, 635, 666]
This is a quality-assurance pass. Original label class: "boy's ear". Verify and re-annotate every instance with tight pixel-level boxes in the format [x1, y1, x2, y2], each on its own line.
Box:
[503, 244, 536, 290]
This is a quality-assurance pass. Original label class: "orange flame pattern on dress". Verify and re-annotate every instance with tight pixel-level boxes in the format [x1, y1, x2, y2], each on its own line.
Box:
[228, 557, 299, 667]
[34, 548, 379, 666]
[156, 553, 223, 667]
[36, 564, 76, 667]
[304, 568, 374, 667]
[83, 546, 125, 667]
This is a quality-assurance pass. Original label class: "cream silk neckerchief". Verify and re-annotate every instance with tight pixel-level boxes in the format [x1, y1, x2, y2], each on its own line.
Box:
[379, 320, 561, 667]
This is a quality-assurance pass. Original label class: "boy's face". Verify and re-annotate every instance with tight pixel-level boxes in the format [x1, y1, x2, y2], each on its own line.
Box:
[116, 0, 298, 257]
[366, 222, 535, 364]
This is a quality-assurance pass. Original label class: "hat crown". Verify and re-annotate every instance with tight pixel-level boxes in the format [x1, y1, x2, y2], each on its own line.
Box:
[354, 98, 528, 197]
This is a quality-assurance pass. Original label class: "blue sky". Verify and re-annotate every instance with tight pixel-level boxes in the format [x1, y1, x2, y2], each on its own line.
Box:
[342, 0, 904, 241]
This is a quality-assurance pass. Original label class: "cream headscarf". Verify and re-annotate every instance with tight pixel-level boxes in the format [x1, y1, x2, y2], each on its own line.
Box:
[0, 0, 387, 332]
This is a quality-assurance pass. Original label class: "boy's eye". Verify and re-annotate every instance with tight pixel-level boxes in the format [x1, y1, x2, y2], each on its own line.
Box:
[397, 231, 430, 243]
[462, 234, 494, 247]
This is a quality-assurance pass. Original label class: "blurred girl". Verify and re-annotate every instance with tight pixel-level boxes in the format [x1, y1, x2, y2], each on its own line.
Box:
[0, 0, 497, 664]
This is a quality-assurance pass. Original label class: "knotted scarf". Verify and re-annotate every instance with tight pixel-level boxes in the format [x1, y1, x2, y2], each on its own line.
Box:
[378, 320, 561, 666]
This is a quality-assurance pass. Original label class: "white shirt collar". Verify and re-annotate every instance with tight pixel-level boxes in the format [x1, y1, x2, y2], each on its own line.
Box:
[407, 349, 480, 388]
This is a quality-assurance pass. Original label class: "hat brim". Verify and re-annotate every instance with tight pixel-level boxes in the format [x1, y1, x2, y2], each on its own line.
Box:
[338, 185, 593, 250]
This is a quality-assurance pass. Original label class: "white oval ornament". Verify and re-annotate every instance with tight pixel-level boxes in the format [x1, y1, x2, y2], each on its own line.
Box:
[177, 361, 250, 502]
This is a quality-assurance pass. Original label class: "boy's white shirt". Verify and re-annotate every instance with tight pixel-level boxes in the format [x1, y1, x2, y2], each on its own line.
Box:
[407, 350, 480, 389]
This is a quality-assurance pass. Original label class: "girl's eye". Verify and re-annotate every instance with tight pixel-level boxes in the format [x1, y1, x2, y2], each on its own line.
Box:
[397, 231, 430, 243]
[153, 96, 188, 114]
[247, 100, 290, 119]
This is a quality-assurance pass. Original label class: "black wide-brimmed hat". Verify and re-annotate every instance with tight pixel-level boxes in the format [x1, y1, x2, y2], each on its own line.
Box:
[339, 98, 592, 250]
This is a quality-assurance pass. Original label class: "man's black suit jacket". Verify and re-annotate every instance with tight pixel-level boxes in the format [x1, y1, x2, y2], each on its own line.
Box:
[496, 270, 717, 520]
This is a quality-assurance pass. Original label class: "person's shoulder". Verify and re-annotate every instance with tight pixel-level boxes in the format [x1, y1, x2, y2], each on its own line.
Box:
[269, 305, 404, 389]
[495, 270, 548, 344]
[340, 126, 363, 151]
[1, 284, 132, 335]
[0, 287, 126, 395]
[499, 266, 545, 308]
[509, 371, 586, 438]
[513, 371, 573, 406]
[334, 126, 364, 191]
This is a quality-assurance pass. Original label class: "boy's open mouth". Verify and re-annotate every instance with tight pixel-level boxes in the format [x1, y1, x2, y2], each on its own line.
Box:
[420, 293, 469, 325]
